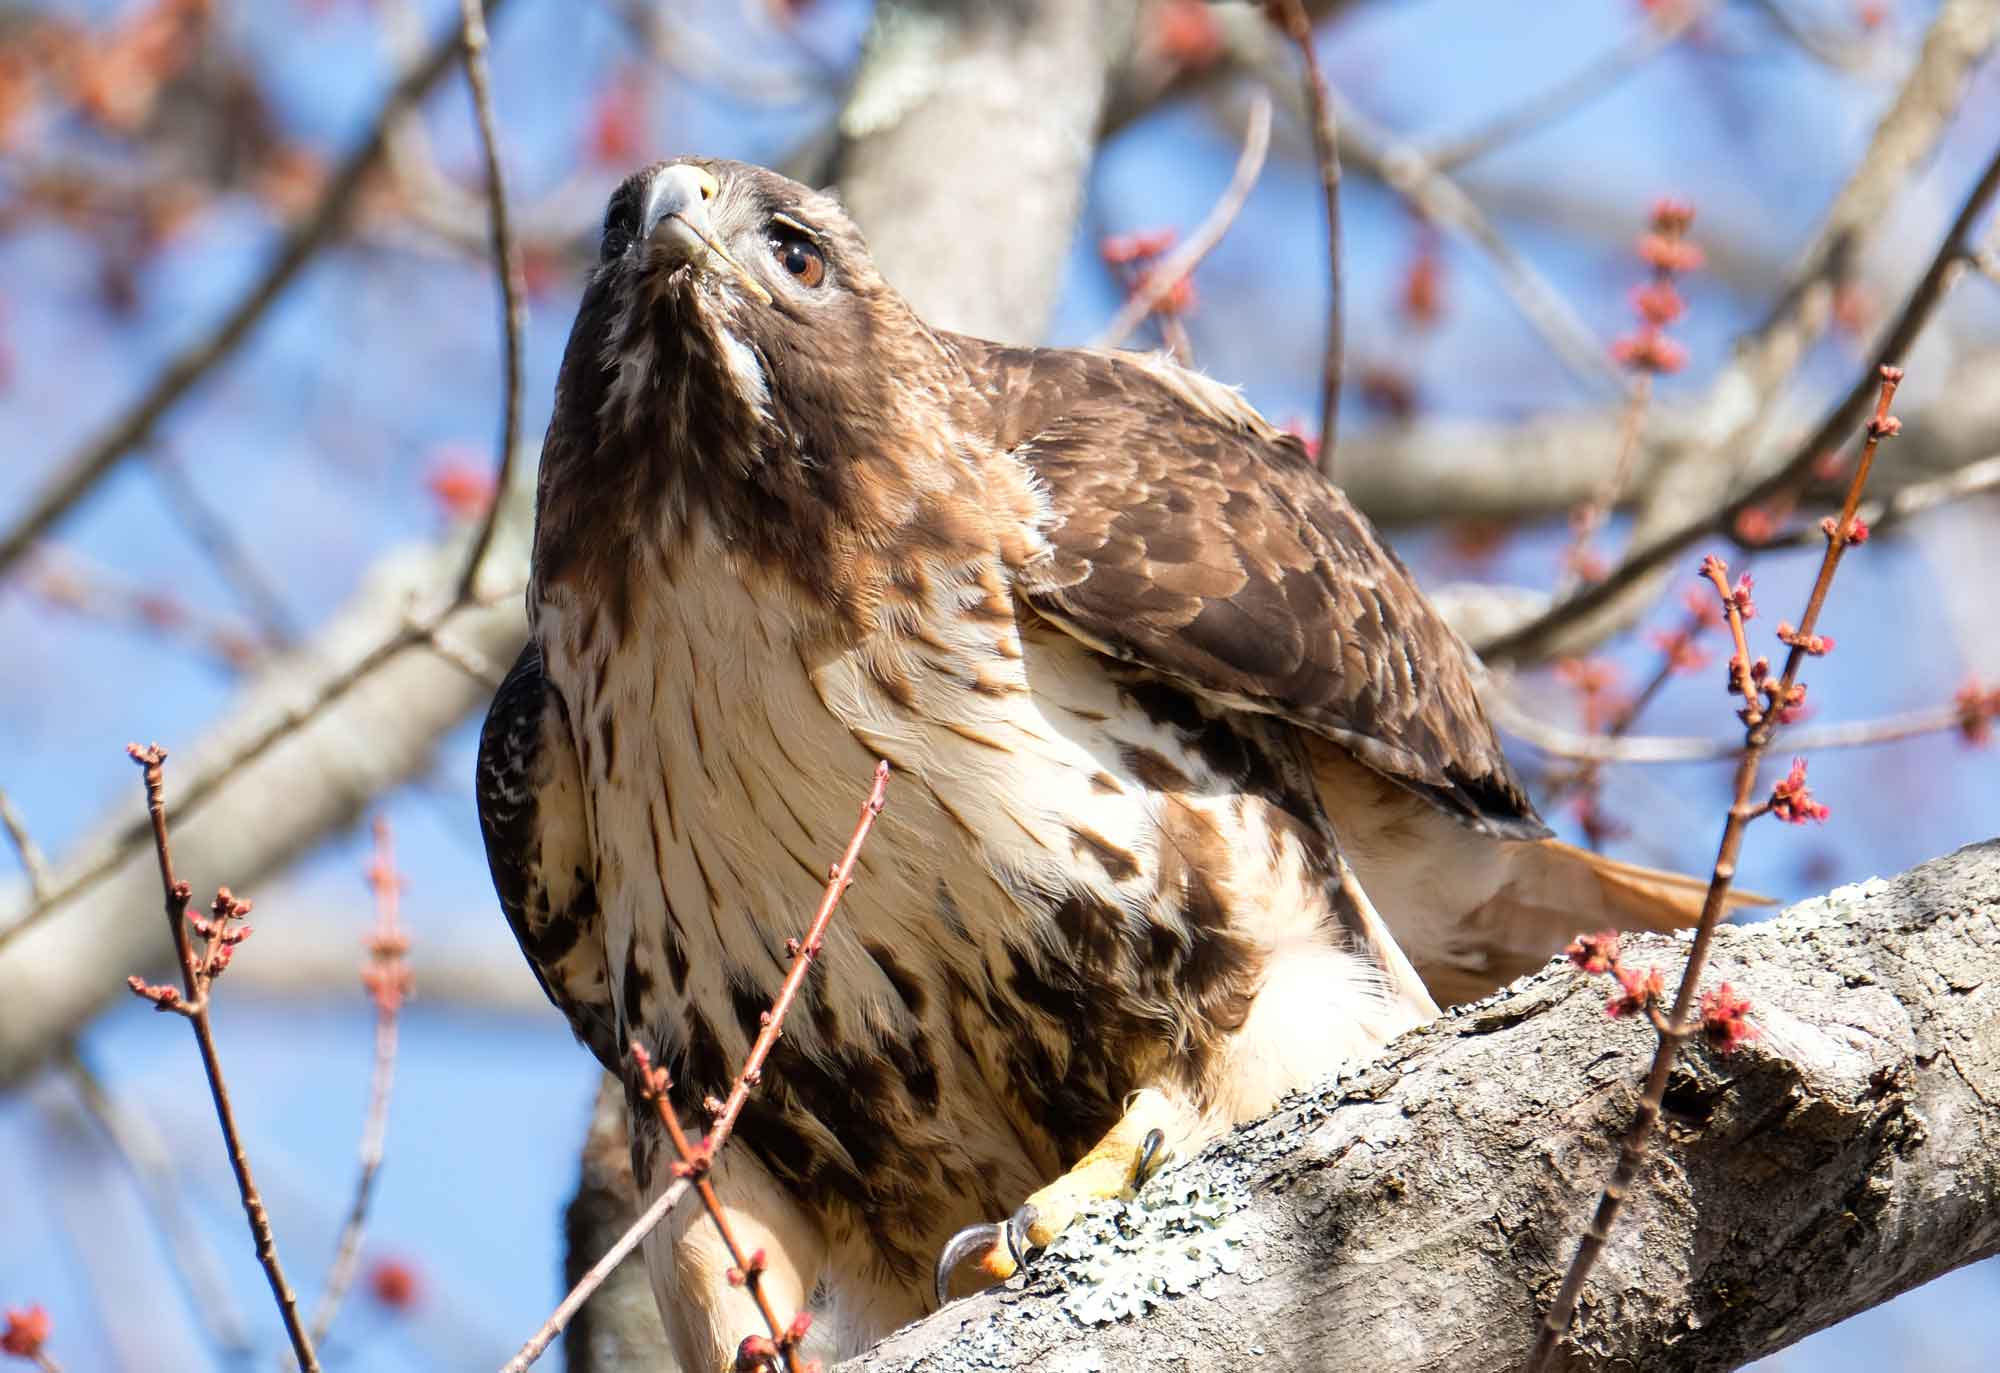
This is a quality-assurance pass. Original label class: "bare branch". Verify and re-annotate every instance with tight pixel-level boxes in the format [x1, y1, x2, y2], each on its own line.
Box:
[144, 448, 301, 649]
[832, 0, 1140, 343]
[1746, 451, 2000, 550]
[0, 787, 51, 902]
[0, 587, 514, 962]
[123, 744, 320, 1371]
[0, 0, 517, 582]
[1092, 94, 1272, 348]
[1334, 98, 1629, 397]
[1750, 0, 1883, 74]
[1480, 132, 2000, 665]
[1493, 691, 1977, 766]
[307, 818, 411, 1351]
[1475, 0, 2000, 664]
[58, 1044, 255, 1359]
[1423, 1, 1714, 172]
[453, 0, 527, 604]
[0, 500, 532, 1086]
[1263, 0, 1346, 472]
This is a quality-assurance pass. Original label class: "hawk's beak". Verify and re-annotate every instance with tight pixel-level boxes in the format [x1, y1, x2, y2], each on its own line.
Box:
[640, 163, 772, 306]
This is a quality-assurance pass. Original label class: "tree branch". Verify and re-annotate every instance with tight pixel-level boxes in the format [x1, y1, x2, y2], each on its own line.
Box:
[839, 837, 2000, 1372]
[1421, 0, 1714, 173]
[0, 0, 516, 581]
[1264, 0, 1346, 472]
[1091, 93, 1272, 349]
[1473, 0, 2000, 664]
[0, 491, 532, 1086]
[829, 0, 1140, 344]
[452, 0, 526, 603]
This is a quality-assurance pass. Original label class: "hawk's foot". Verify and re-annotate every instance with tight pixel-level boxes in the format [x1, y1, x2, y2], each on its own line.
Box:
[933, 1107, 1174, 1305]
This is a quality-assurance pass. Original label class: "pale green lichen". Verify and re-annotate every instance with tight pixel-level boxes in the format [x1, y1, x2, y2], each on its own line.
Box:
[1040, 1172, 1250, 1327]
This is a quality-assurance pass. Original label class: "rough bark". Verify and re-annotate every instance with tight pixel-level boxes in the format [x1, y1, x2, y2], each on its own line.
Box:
[828, 0, 1138, 344]
[834, 838, 2000, 1373]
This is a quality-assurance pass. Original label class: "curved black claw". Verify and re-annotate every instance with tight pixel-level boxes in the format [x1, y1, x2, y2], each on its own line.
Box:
[933, 1204, 1038, 1307]
[1135, 1128, 1166, 1188]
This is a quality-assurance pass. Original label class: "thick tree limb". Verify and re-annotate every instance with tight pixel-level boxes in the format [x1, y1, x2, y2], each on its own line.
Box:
[0, 494, 531, 1086]
[1333, 342, 2000, 531]
[830, 0, 1139, 344]
[834, 838, 2000, 1373]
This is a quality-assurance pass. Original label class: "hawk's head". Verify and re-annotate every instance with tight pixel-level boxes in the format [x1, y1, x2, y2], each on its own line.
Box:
[534, 157, 974, 604]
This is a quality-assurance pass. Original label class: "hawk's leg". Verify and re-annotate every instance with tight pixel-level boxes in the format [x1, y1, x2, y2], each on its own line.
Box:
[934, 1087, 1200, 1302]
[643, 1140, 828, 1373]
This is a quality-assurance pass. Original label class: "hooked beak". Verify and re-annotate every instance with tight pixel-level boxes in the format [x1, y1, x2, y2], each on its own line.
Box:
[639, 163, 771, 305]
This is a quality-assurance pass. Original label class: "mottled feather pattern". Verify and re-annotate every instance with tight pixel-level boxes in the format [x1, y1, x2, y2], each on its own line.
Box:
[475, 644, 618, 1070]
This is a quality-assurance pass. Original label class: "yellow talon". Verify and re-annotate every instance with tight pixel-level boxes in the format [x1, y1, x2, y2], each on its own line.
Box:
[1019, 1102, 1176, 1248]
[933, 1093, 1186, 1306]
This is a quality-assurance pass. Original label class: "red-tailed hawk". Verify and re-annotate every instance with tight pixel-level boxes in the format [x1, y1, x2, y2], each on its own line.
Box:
[478, 158, 1727, 1369]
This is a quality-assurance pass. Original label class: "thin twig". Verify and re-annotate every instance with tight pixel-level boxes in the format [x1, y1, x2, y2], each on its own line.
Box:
[123, 744, 321, 1372]
[308, 817, 411, 1350]
[1092, 94, 1272, 349]
[1265, 1, 1344, 473]
[0, 786, 52, 900]
[635, 1050, 807, 1373]
[1561, 372, 1653, 592]
[1750, 451, 2000, 550]
[1750, 0, 1879, 74]
[1496, 690, 1972, 765]
[144, 448, 300, 649]
[26, 549, 266, 674]
[1424, 1, 1713, 172]
[59, 1044, 255, 1358]
[1525, 367, 1904, 1371]
[1479, 99, 2000, 667]
[1335, 97, 1627, 397]
[0, 0, 516, 582]
[0, 590, 516, 957]
[453, 0, 526, 604]
[501, 761, 892, 1373]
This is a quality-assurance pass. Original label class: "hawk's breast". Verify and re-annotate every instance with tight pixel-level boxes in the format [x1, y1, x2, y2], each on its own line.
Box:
[533, 515, 1404, 1270]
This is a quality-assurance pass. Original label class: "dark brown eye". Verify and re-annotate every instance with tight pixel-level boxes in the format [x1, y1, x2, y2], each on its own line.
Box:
[771, 233, 825, 288]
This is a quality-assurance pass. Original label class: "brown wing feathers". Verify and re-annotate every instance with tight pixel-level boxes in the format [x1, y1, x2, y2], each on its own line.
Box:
[973, 339, 1547, 842]
[958, 338, 1776, 1006]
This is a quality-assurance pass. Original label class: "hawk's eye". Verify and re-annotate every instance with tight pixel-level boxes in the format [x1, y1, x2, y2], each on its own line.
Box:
[601, 189, 639, 260]
[769, 230, 825, 289]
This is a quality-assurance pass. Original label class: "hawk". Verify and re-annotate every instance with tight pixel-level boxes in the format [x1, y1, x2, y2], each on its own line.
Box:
[478, 158, 1730, 1369]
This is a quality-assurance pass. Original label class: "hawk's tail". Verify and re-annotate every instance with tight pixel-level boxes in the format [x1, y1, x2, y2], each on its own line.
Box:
[1479, 837, 1772, 973]
[1508, 838, 1772, 935]
[1307, 742, 1774, 1007]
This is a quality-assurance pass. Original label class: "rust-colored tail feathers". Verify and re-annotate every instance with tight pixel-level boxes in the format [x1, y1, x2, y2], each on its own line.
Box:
[1308, 743, 1772, 1008]
[1419, 839, 1771, 1008]
[1523, 839, 1771, 934]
